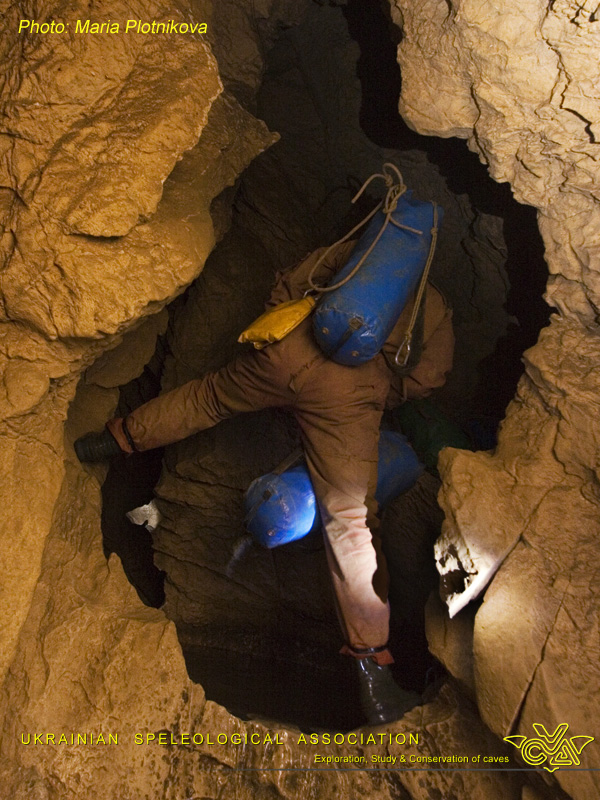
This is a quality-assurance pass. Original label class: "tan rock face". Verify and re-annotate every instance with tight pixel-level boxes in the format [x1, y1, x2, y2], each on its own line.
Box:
[1, 414, 529, 799]
[0, 0, 275, 706]
[390, 1, 600, 796]
[392, 0, 600, 323]
[2, 2, 531, 794]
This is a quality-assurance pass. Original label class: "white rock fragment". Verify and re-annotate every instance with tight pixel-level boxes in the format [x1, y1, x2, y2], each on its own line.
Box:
[126, 500, 162, 532]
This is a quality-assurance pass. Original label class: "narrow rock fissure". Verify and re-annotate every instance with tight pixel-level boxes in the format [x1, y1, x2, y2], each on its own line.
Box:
[506, 588, 568, 736]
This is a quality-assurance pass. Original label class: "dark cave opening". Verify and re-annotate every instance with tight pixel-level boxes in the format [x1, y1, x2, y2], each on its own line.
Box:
[101, 343, 167, 611]
[342, 0, 550, 420]
[99, 0, 551, 731]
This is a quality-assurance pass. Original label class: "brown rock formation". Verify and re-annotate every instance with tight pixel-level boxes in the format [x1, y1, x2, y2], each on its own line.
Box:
[0, 0, 276, 694]
[0, 0, 276, 771]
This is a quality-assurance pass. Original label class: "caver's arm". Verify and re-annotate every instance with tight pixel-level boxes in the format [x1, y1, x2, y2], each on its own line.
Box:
[402, 303, 454, 400]
[383, 285, 454, 406]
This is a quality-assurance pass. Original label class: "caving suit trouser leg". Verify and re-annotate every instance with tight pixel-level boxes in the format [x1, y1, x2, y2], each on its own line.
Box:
[108, 319, 393, 659]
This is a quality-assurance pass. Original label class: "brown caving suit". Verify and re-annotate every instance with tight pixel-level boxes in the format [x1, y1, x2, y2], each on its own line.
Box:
[108, 242, 454, 663]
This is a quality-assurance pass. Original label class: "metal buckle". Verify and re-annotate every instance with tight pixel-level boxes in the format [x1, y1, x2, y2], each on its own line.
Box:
[394, 335, 412, 367]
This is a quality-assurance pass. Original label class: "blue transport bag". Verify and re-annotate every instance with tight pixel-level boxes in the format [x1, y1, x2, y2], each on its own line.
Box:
[312, 189, 441, 365]
[244, 431, 423, 549]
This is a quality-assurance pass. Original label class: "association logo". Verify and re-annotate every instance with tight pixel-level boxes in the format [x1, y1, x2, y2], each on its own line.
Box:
[504, 723, 594, 773]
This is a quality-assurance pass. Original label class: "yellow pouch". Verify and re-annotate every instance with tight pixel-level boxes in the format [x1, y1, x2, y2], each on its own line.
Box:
[238, 296, 317, 349]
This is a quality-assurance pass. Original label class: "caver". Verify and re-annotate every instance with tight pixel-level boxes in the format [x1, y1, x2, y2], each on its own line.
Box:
[75, 171, 454, 726]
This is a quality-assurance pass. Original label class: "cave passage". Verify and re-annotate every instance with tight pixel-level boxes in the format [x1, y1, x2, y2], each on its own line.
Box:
[100, 0, 550, 730]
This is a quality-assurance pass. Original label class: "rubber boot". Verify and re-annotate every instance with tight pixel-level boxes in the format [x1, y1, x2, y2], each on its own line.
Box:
[356, 658, 421, 726]
[74, 428, 123, 462]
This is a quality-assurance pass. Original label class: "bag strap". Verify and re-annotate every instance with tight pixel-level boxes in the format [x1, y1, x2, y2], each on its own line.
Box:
[272, 447, 304, 475]
[305, 163, 424, 296]
[391, 289, 426, 375]
[393, 202, 439, 368]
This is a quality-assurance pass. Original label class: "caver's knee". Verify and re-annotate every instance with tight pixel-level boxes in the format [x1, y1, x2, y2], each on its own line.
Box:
[321, 509, 376, 561]
[319, 493, 369, 534]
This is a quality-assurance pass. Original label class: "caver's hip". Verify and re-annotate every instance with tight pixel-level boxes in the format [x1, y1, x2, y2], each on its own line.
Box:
[261, 316, 391, 404]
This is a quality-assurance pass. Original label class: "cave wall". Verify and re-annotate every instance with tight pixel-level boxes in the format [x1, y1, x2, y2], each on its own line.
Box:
[0, 0, 280, 792]
[389, 1, 600, 797]
[0, 0, 596, 799]
[0, 3, 527, 799]
[0, 6, 525, 800]
[392, 0, 600, 322]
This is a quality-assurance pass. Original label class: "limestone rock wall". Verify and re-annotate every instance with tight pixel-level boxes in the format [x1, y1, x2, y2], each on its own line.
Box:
[392, 0, 600, 323]
[0, 2, 531, 797]
[388, 1, 600, 797]
[0, 421, 525, 800]
[0, 0, 276, 780]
